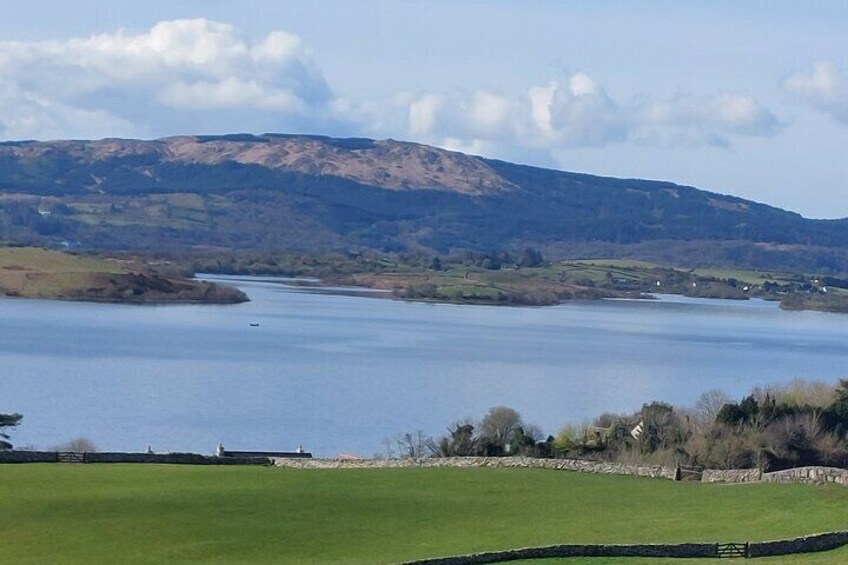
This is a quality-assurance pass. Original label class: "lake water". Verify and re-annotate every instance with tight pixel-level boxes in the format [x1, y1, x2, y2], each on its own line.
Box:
[3, 276, 848, 457]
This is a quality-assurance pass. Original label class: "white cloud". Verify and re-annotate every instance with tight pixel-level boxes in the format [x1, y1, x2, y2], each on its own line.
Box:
[408, 93, 442, 136]
[159, 78, 303, 110]
[633, 93, 781, 146]
[468, 91, 514, 135]
[547, 77, 627, 146]
[441, 137, 492, 156]
[0, 80, 137, 140]
[528, 83, 557, 140]
[568, 73, 599, 97]
[393, 72, 780, 162]
[784, 61, 848, 123]
[0, 19, 341, 139]
[0, 18, 784, 166]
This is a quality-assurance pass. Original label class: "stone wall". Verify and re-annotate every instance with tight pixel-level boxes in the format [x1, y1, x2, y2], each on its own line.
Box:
[0, 451, 270, 465]
[399, 542, 719, 564]
[0, 450, 58, 463]
[701, 468, 762, 483]
[400, 533, 848, 564]
[762, 466, 848, 485]
[702, 466, 848, 485]
[273, 456, 677, 480]
[85, 452, 271, 465]
[749, 531, 848, 558]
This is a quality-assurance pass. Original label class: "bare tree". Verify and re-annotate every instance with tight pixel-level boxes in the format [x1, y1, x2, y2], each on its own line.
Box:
[51, 437, 98, 452]
[479, 406, 522, 450]
[381, 436, 396, 460]
[706, 426, 753, 469]
[693, 389, 732, 432]
[394, 430, 431, 459]
[763, 412, 823, 466]
[815, 432, 848, 467]
[752, 379, 835, 409]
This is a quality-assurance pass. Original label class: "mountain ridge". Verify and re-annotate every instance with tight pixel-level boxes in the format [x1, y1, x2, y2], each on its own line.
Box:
[1, 133, 847, 273]
[0, 134, 515, 195]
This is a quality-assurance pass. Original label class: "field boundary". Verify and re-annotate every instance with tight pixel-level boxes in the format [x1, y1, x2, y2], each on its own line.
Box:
[272, 456, 677, 479]
[704, 466, 848, 486]
[0, 450, 271, 465]
[6, 451, 848, 491]
[398, 531, 848, 563]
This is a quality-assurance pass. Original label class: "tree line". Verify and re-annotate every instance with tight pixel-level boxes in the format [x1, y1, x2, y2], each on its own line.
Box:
[392, 379, 848, 472]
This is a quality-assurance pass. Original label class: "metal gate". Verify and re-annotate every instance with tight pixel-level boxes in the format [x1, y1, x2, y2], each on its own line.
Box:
[716, 542, 748, 558]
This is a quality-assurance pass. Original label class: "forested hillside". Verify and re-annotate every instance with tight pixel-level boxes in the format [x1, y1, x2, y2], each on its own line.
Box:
[1, 134, 847, 272]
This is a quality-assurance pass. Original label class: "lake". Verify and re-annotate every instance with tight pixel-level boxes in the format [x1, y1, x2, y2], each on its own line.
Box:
[3, 275, 848, 457]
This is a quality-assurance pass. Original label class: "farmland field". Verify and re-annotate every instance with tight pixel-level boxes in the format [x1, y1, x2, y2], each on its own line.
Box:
[2, 465, 848, 564]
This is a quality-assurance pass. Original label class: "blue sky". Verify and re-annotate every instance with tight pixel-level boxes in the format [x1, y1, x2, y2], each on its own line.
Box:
[1, 1, 846, 217]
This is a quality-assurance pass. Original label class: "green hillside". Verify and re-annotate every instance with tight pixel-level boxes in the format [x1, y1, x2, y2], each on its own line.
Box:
[0, 247, 246, 303]
[1, 135, 848, 273]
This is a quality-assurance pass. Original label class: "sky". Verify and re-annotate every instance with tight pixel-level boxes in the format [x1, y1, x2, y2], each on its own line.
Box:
[0, 1, 846, 217]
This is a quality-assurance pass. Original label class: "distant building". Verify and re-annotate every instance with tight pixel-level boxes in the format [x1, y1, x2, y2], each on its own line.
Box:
[214, 443, 312, 459]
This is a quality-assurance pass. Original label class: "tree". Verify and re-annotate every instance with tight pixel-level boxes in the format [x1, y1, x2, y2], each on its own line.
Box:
[393, 431, 430, 459]
[639, 402, 677, 453]
[716, 395, 760, 427]
[554, 422, 589, 453]
[828, 380, 848, 422]
[50, 437, 98, 453]
[508, 424, 549, 457]
[0, 413, 22, 450]
[432, 422, 477, 457]
[518, 247, 544, 268]
[705, 424, 755, 469]
[479, 406, 523, 454]
[694, 389, 731, 431]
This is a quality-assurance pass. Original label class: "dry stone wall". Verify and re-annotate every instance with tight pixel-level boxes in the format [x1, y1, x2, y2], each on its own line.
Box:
[7, 447, 848, 492]
[85, 452, 271, 465]
[749, 532, 848, 557]
[762, 466, 848, 485]
[702, 466, 848, 486]
[701, 468, 762, 483]
[398, 542, 718, 564]
[272, 456, 677, 479]
[0, 450, 270, 465]
[0, 450, 58, 463]
[398, 532, 848, 564]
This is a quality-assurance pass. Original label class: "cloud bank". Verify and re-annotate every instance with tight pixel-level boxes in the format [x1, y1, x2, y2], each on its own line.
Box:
[395, 75, 781, 163]
[0, 19, 342, 139]
[0, 18, 783, 167]
[784, 61, 848, 124]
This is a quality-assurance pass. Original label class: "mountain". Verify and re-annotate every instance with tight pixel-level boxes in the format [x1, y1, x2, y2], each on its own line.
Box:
[1, 133, 847, 272]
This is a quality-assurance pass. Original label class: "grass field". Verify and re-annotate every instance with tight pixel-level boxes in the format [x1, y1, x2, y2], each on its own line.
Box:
[0, 247, 128, 297]
[0, 247, 245, 303]
[2, 465, 848, 564]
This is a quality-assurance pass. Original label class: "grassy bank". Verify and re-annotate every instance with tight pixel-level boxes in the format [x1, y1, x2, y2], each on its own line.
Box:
[2, 465, 848, 564]
[0, 247, 246, 303]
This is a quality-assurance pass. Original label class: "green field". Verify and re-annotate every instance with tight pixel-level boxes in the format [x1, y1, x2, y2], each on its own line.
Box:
[2, 465, 848, 564]
[0, 247, 246, 303]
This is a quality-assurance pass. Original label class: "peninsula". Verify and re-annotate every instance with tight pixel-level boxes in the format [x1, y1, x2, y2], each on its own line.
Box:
[0, 247, 247, 304]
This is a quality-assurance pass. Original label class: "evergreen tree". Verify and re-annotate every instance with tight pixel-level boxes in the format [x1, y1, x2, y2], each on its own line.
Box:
[0, 413, 22, 450]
